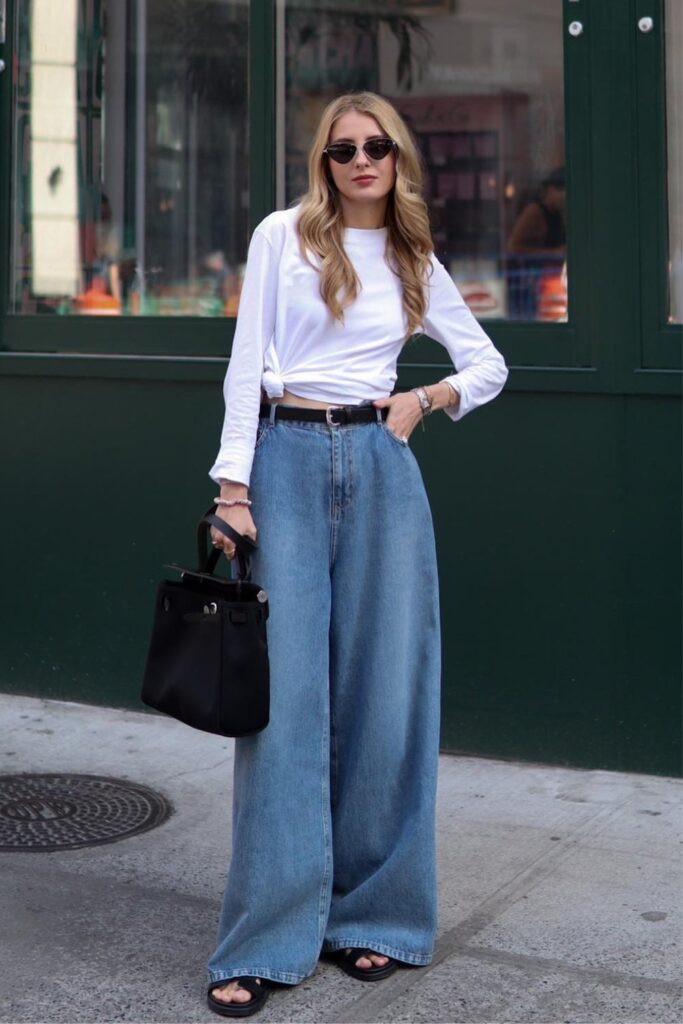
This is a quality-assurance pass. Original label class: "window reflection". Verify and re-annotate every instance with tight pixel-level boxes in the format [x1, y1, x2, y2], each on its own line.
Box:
[507, 166, 566, 321]
[279, 0, 567, 323]
[11, 0, 249, 318]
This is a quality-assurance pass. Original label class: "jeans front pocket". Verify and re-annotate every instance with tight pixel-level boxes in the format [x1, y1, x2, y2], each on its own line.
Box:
[382, 423, 410, 448]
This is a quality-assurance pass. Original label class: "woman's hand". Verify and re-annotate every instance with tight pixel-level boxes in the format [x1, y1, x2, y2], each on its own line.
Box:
[373, 391, 423, 443]
[211, 483, 257, 561]
[373, 382, 458, 442]
[211, 504, 257, 561]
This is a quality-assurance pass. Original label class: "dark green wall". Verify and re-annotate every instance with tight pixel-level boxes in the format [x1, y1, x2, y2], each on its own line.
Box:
[0, 371, 680, 776]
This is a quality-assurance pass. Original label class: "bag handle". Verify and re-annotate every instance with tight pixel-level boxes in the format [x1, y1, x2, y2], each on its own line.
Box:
[198, 505, 258, 581]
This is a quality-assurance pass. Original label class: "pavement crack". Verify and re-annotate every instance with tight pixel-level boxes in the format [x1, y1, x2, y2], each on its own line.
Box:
[454, 944, 683, 997]
[325, 800, 643, 1024]
[161, 754, 233, 783]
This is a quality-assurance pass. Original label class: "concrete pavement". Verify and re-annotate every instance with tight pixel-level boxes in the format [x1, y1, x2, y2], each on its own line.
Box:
[0, 693, 680, 1024]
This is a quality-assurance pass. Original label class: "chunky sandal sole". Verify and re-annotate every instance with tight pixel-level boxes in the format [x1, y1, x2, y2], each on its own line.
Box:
[331, 947, 399, 982]
[207, 977, 270, 1018]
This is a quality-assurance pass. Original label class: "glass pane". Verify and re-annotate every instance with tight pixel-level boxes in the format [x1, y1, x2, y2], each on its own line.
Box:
[666, 0, 682, 324]
[278, 0, 567, 322]
[10, 0, 248, 318]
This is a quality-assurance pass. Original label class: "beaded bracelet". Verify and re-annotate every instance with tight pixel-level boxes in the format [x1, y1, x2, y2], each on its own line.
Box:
[214, 498, 252, 508]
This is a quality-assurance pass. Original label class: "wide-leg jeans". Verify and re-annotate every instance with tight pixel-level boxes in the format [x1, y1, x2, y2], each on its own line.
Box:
[207, 410, 442, 987]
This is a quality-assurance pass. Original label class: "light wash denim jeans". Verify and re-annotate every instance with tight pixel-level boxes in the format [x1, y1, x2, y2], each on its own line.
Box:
[207, 408, 441, 988]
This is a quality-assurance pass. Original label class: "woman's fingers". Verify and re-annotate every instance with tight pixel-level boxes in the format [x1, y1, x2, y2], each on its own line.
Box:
[376, 392, 422, 441]
[385, 416, 412, 441]
[210, 528, 236, 559]
[210, 510, 257, 562]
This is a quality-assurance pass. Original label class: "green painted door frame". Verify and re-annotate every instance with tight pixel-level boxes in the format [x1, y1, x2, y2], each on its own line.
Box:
[0, 0, 680, 775]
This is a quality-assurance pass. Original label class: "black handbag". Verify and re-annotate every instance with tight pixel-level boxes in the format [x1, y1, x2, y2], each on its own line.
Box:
[141, 507, 270, 737]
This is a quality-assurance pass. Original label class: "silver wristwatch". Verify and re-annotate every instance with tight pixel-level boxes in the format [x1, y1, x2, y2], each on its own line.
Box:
[411, 386, 433, 416]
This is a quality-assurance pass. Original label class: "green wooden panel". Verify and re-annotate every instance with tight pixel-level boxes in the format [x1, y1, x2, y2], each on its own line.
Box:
[1, 316, 236, 356]
[587, 0, 643, 391]
[425, 391, 682, 774]
[2, 349, 681, 399]
[0, 374, 679, 776]
[633, 0, 683, 369]
[248, 0, 276, 229]
[562, 0, 594, 367]
[0, 0, 12, 344]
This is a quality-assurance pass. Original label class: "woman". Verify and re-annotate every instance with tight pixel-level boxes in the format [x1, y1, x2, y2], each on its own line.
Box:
[206, 92, 507, 1017]
[506, 167, 566, 318]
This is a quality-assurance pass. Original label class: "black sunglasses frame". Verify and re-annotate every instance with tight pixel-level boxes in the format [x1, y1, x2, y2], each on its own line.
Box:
[323, 138, 398, 165]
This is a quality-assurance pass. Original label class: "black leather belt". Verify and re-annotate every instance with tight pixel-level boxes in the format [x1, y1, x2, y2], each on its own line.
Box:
[259, 402, 388, 426]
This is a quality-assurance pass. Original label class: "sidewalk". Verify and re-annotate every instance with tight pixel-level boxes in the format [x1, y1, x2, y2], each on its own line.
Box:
[0, 693, 680, 1024]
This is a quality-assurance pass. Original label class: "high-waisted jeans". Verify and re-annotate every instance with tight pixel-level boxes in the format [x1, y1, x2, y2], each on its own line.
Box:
[207, 408, 441, 987]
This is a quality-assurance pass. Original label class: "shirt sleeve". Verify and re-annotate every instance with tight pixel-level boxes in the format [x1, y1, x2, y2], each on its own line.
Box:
[422, 256, 509, 422]
[208, 227, 278, 486]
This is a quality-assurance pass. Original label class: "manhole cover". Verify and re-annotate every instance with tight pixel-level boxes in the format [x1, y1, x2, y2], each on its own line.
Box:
[0, 774, 171, 852]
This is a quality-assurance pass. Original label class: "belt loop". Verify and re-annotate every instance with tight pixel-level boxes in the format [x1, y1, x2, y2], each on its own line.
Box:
[269, 403, 277, 424]
[375, 406, 383, 423]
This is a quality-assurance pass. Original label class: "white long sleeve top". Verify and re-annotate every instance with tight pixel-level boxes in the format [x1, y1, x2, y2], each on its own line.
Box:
[209, 205, 508, 486]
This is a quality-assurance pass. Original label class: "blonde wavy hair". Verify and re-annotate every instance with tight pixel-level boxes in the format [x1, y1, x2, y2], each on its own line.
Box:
[297, 92, 433, 338]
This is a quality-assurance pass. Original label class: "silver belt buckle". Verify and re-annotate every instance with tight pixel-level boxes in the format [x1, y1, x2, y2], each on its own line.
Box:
[326, 406, 340, 427]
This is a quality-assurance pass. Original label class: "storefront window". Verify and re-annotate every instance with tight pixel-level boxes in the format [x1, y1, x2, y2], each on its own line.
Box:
[666, 0, 682, 324]
[10, 0, 248, 318]
[278, 0, 567, 322]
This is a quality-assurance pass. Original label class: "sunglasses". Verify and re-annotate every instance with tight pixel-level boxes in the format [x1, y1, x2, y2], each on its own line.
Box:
[323, 137, 397, 165]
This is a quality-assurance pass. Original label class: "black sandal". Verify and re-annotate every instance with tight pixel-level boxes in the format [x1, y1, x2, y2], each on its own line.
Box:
[331, 947, 399, 982]
[207, 977, 270, 1018]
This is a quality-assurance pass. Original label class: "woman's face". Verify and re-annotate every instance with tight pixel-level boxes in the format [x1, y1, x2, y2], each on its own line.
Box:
[326, 111, 397, 209]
